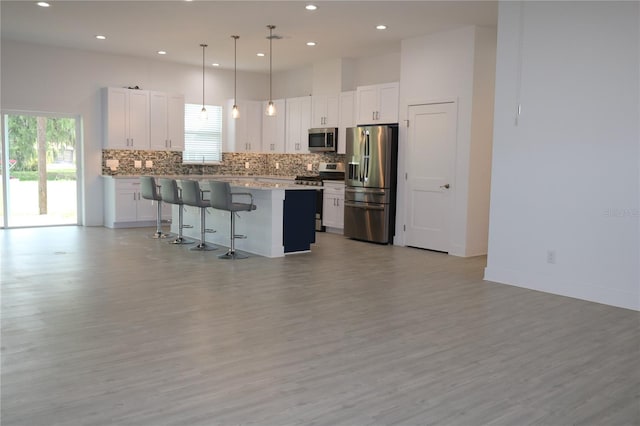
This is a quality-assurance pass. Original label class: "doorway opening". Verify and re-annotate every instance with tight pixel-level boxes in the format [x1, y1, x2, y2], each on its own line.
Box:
[1, 113, 80, 228]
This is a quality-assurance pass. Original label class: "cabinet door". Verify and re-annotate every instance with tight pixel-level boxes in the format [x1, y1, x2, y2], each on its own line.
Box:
[335, 192, 344, 229]
[286, 97, 301, 153]
[325, 95, 340, 127]
[149, 91, 169, 150]
[298, 97, 311, 154]
[262, 99, 285, 153]
[356, 85, 379, 125]
[114, 189, 139, 222]
[338, 91, 355, 155]
[312, 95, 339, 127]
[377, 82, 399, 124]
[166, 94, 185, 151]
[245, 101, 263, 152]
[105, 88, 129, 149]
[322, 192, 338, 228]
[127, 90, 150, 149]
[286, 97, 311, 153]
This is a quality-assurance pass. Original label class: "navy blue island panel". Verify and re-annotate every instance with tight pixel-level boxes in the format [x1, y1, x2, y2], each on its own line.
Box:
[283, 190, 316, 253]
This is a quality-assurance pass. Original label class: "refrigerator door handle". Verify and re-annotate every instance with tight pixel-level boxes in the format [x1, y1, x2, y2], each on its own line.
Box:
[345, 202, 385, 210]
[363, 130, 370, 182]
[345, 188, 386, 196]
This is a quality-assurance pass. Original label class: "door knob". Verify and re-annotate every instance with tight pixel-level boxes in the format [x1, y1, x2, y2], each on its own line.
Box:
[440, 184, 450, 189]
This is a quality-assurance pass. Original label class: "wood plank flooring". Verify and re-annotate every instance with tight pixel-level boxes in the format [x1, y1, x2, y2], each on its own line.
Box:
[1, 226, 639, 425]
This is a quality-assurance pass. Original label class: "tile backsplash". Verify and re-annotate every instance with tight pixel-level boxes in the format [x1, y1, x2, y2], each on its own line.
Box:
[102, 150, 346, 177]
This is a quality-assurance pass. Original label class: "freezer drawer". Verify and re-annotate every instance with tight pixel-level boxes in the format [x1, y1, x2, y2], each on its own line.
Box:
[345, 187, 390, 204]
[343, 201, 392, 244]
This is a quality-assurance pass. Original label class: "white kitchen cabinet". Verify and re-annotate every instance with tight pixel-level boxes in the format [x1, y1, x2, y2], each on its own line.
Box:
[322, 181, 345, 232]
[338, 91, 356, 154]
[262, 99, 286, 153]
[104, 87, 150, 149]
[104, 178, 168, 228]
[356, 82, 399, 125]
[149, 91, 185, 151]
[227, 100, 263, 153]
[286, 96, 311, 154]
[311, 94, 339, 128]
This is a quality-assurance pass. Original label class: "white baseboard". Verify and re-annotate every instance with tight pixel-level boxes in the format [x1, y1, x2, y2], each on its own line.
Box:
[484, 266, 640, 311]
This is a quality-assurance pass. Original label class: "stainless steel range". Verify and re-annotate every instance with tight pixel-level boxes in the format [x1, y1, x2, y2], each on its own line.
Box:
[294, 162, 344, 231]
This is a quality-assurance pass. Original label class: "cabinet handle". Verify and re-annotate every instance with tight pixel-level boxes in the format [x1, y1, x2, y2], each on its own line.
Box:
[376, 111, 380, 120]
[169, 139, 172, 147]
[372, 111, 375, 120]
[133, 193, 136, 201]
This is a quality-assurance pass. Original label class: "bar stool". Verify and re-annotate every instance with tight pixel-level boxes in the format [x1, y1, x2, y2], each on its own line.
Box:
[209, 180, 256, 259]
[140, 176, 169, 239]
[180, 180, 218, 251]
[158, 178, 193, 245]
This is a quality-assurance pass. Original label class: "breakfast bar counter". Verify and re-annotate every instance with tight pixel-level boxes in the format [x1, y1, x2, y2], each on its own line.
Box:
[171, 178, 317, 258]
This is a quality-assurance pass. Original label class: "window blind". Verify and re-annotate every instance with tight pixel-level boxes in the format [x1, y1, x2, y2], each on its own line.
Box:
[183, 103, 223, 164]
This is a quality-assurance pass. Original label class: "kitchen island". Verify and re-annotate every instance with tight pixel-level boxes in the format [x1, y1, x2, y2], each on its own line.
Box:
[172, 178, 317, 258]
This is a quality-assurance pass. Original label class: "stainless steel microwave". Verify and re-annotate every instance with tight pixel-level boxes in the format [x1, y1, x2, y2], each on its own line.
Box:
[308, 128, 337, 152]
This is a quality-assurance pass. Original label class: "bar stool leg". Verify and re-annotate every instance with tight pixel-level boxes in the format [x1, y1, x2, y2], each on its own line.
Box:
[219, 212, 248, 259]
[169, 205, 193, 245]
[152, 201, 170, 239]
[190, 207, 217, 251]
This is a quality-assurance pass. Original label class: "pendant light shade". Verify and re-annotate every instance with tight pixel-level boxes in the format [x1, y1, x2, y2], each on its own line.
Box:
[200, 43, 208, 120]
[265, 25, 276, 116]
[231, 35, 240, 119]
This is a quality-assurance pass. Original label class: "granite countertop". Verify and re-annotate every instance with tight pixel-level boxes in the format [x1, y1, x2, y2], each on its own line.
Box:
[102, 174, 315, 191]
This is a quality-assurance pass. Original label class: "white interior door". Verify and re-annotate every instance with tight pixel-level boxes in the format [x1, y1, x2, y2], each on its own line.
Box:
[405, 102, 457, 252]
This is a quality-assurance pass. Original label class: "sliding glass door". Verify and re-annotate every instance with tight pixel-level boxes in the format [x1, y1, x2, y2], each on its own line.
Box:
[1, 112, 80, 228]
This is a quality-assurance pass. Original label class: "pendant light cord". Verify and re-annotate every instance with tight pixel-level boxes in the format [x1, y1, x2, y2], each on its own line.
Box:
[200, 43, 207, 109]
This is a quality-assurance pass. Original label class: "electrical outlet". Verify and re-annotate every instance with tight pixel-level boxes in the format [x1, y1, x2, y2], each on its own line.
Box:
[547, 250, 556, 264]
[145, 160, 153, 168]
[134, 160, 142, 168]
[307, 163, 313, 171]
[275, 162, 280, 169]
[245, 162, 250, 169]
[106, 159, 119, 170]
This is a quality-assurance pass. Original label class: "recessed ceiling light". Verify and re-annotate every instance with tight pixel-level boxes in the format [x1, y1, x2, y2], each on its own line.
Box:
[157, 50, 167, 55]
[212, 63, 220, 67]
[36, 2, 50, 7]
[305, 4, 317, 11]
[376, 25, 387, 30]
[306, 42, 317, 46]
[257, 53, 265, 57]
[95, 35, 107, 40]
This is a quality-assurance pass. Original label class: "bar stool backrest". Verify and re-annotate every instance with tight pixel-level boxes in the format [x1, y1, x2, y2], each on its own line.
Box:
[140, 176, 161, 201]
[180, 180, 209, 208]
[158, 178, 180, 205]
[209, 181, 233, 211]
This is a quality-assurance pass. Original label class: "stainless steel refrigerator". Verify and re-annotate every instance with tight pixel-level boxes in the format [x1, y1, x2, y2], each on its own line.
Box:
[344, 125, 398, 244]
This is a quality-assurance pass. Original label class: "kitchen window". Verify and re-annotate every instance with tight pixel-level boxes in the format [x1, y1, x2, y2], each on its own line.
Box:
[183, 103, 223, 164]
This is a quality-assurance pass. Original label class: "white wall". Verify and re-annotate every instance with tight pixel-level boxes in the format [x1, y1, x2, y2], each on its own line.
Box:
[273, 66, 312, 99]
[352, 52, 401, 87]
[485, 1, 639, 310]
[398, 25, 495, 257]
[0, 40, 267, 226]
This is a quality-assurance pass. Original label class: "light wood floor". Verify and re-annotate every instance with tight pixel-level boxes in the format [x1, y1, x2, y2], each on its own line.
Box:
[1, 226, 638, 426]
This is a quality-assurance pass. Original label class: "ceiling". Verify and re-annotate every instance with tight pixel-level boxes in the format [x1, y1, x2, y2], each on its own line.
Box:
[1, 1, 497, 73]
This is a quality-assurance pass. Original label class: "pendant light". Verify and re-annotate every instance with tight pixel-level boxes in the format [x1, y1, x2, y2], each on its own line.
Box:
[231, 35, 240, 119]
[200, 43, 208, 120]
[265, 25, 276, 116]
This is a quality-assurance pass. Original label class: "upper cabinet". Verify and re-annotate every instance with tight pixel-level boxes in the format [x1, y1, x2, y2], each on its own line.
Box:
[149, 91, 185, 151]
[104, 87, 149, 150]
[311, 94, 339, 128]
[338, 91, 356, 155]
[286, 96, 311, 154]
[355, 82, 399, 125]
[262, 99, 286, 153]
[227, 99, 263, 153]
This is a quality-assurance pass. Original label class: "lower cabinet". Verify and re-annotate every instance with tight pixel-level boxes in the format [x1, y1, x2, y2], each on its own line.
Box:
[104, 178, 170, 228]
[322, 182, 345, 232]
[283, 190, 316, 253]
